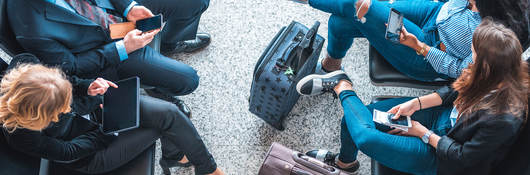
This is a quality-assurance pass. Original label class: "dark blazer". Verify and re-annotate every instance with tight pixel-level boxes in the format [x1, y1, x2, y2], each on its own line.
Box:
[6, 0, 132, 78]
[1, 76, 114, 166]
[434, 86, 525, 175]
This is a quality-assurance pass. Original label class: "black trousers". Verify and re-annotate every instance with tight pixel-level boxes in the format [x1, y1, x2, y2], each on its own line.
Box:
[72, 96, 217, 174]
[102, 0, 209, 97]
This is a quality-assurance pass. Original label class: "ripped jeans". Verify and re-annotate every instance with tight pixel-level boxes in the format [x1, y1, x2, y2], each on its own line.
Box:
[308, 0, 448, 82]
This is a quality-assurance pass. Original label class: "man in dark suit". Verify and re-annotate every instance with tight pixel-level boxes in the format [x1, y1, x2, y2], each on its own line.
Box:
[7, 0, 211, 117]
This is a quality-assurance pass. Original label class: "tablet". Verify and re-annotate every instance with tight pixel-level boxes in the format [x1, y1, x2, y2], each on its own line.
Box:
[102, 77, 140, 134]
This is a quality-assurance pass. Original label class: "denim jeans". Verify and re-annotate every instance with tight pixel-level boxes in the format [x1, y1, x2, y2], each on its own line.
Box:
[309, 0, 449, 81]
[338, 91, 452, 175]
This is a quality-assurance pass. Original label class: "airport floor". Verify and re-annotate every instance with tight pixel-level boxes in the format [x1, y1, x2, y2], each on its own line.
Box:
[1, 0, 529, 174]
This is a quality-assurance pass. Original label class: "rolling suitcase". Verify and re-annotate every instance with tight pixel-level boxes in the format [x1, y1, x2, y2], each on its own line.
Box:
[249, 21, 324, 130]
[258, 142, 350, 175]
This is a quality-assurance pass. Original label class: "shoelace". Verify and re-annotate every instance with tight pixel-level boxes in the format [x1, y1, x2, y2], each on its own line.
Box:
[322, 80, 340, 99]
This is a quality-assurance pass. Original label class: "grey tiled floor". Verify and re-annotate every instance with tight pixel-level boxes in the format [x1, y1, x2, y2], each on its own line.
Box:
[1, 0, 529, 175]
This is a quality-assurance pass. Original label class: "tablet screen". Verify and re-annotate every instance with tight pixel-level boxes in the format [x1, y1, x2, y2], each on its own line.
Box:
[102, 77, 140, 134]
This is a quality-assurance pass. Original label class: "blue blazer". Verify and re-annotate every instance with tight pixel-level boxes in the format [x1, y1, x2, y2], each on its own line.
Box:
[7, 0, 133, 78]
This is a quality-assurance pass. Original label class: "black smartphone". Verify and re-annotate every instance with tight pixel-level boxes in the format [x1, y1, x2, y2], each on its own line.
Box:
[385, 8, 404, 44]
[136, 14, 162, 32]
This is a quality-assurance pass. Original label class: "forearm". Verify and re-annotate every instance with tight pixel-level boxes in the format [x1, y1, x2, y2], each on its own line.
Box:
[429, 134, 441, 148]
[418, 93, 443, 110]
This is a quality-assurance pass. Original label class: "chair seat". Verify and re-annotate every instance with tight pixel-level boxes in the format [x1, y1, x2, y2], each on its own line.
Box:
[368, 46, 450, 89]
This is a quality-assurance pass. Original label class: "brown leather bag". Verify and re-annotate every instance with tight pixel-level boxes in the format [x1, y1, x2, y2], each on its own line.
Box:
[258, 142, 350, 175]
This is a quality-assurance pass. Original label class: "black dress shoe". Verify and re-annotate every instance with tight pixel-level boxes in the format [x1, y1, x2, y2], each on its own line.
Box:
[306, 149, 360, 174]
[159, 157, 192, 175]
[161, 33, 211, 55]
[144, 89, 192, 118]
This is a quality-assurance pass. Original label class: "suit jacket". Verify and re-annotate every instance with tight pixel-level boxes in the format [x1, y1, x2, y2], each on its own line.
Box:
[7, 0, 133, 78]
[2, 76, 114, 167]
[434, 86, 525, 175]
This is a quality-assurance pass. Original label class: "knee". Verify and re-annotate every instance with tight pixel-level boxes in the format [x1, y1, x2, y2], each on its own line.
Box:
[328, 15, 351, 37]
[179, 68, 200, 95]
[176, 0, 209, 17]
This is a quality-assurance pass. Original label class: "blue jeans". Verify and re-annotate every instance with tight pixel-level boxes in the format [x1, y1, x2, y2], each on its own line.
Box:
[309, 0, 448, 81]
[338, 91, 452, 175]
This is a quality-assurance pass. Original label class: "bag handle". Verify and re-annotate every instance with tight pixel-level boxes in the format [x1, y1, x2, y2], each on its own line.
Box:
[291, 152, 341, 175]
[281, 21, 321, 74]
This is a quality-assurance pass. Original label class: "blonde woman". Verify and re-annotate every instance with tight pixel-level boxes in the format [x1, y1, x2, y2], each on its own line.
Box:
[0, 58, 223, 175]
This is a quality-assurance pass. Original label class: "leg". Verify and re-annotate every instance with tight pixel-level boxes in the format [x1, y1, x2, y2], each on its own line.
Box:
[136, 0, 210, 43]
[138, 95, 217, 174]
[117, 46, 199, 96]
[338, 91, 438, 174]
[332, 3, 441, 81]
[72, 128, 160, 174]
[338, 97, 450, 163]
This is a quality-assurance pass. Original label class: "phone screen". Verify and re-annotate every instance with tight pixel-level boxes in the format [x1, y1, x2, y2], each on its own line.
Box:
[386, 9, 403, 43]
[387, 114, 409, 126]
[136, 15, 162, 32]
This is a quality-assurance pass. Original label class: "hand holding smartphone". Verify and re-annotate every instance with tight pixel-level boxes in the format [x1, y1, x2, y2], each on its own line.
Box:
[136, 14, 164, 32]
[385, 8, 404, 44]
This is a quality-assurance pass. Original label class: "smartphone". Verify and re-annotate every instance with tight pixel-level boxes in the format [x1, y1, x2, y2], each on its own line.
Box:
[385, 8, 404, 44]
[387, 114, 410, 126]
[136, 14, 163, 32]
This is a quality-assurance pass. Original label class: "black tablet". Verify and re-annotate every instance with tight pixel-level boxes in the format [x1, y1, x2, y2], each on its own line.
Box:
[102, 77, 140, 134]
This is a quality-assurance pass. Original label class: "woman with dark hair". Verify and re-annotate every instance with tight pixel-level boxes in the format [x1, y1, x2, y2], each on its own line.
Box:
[475, 0, 530, 47]
[296, 18, 528, 175]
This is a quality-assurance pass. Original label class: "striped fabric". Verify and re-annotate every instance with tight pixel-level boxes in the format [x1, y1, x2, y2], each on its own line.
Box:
[425, 0, 481, 78]
[64, 0, 123, 30]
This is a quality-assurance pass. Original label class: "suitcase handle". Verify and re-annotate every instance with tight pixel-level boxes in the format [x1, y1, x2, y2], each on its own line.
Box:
[254, 22, 297, 79]
[281, 21, 321, 75]
[291, 152, 341, 175]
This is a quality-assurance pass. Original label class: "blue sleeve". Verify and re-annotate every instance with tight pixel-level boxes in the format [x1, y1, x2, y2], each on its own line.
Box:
[115, 40, 128, 61]
[425, 48, 473, 78]
[123, 1, 138, 18]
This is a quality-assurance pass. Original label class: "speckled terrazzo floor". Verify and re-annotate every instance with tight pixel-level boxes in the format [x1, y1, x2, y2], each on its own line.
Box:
[1, 0, 529, 175]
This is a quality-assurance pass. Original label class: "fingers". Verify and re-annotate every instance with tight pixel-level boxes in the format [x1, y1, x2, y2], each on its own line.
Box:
[393, 109, 402, 120]
[387, 128, 403, 135]
[106, 80, 118, 88]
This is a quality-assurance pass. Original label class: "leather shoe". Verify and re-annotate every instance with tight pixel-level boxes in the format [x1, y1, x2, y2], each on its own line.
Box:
[161, 33, 211, 55]
[144, 89, 192, 118]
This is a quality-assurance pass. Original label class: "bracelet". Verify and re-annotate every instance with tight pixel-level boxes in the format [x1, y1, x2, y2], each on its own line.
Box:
[417, 97, 422, 110]
[415, 43, 427, 56]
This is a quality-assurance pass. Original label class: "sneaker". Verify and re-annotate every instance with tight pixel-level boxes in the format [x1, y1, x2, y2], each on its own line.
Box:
[305, 149, 360, 174]
[296, 70, 351, 96]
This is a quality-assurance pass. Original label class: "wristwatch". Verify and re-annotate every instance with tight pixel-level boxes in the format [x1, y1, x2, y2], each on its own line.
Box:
[422, 130, 434, 144]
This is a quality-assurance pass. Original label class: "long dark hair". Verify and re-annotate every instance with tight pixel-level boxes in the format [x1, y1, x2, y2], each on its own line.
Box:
[475, 0, 530, 47]
[453, 18, 529, 120]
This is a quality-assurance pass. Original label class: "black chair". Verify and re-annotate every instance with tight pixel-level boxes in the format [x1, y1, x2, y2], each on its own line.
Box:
[0, 0, 159, 174]
[369, 46, 451, 89]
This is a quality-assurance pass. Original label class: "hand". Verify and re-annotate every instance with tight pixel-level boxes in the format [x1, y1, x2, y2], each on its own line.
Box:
[388, 99, 420, 120]
[387, 120, 429, 138]
[87, 78, 118, 96]
[126, 6, 154, 22]
[123, 29, 161, 53]
[399, 27, 421, 50]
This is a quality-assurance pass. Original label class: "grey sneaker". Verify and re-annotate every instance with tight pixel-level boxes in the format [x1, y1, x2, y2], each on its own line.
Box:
[296, 70, 351, 96]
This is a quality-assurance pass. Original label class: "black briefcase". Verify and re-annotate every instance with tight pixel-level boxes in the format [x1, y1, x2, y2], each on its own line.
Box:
[249, 21, 324, 130]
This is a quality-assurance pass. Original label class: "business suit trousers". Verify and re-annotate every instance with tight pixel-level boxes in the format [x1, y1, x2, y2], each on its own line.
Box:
[72, 96, 217, 174]
[136, 0, 210, 44]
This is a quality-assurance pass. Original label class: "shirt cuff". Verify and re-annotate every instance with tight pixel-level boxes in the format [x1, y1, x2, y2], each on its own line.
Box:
[425, 48, 446, 72]
[115, 40, 128, 61]
[123, 1, 138, 18]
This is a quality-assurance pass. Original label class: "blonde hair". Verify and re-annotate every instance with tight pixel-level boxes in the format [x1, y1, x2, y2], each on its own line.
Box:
[0, 64, 72, 132]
